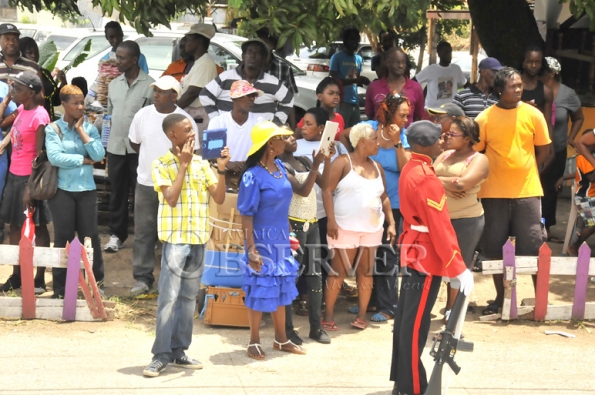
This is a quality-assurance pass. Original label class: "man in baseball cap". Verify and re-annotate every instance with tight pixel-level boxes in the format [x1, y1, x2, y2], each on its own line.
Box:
[127, 74, 198, 295]
[0, 23, 20, 36]
[427, 102, 465, 135]
[208, 80, 263, 177]
[150, 75, 181, 96]
[177, 23, 219, 134]
[391, 120, 471, 395]
[0, 23, 41, 84]
[452, 57, 503, 119]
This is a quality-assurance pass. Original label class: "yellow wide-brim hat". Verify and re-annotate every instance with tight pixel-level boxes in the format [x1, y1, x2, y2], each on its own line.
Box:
[247, 121, 293, 157]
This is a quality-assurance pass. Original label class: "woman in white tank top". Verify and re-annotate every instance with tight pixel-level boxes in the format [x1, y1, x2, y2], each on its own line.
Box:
[321, 123, 397, 331]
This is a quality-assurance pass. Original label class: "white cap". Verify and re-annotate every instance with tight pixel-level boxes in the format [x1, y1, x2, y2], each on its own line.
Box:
[150, 75, 181, 96]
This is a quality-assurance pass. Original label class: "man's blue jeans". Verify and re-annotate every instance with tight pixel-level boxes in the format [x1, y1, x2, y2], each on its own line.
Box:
[151, 242, 205, 364]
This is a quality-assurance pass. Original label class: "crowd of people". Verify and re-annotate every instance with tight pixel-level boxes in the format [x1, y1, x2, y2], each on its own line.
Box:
[0, 20, 589, 395]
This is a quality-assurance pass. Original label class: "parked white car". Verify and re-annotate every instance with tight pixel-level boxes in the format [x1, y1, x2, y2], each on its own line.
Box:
[54, 28, 138, 71]
[65, 31, 341, 121]
[288, 42, 376, 81]
[43, 28, 101, 51]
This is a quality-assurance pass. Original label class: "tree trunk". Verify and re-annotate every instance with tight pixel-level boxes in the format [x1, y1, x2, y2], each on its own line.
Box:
[468, 0, 544, 70]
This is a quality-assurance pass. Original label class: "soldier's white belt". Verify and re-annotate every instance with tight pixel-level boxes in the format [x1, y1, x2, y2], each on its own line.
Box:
[411, 225, 429, 233]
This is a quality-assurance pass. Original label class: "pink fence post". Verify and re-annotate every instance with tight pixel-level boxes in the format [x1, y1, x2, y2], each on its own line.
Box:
[534, 243, 551, 321]
[62, 238, 82, 321]
[19, 237, 36, 319]
[502, 239, 517, 320]
[572, 243, 591, 321]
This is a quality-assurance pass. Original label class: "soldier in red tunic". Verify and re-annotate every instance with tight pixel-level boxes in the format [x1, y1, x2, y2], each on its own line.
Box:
[390, 120, 474, 395]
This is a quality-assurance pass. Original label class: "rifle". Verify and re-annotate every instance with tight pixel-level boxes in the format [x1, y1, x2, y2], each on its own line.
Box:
[424, 292, 474, 395]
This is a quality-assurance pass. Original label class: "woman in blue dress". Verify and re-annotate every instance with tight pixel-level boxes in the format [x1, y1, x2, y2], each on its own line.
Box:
[238, 121, 306, 360]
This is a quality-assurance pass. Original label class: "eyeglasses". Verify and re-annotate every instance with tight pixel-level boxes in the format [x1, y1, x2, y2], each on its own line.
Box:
[272, 135, 291, 141]
[444, 132, 464, 138]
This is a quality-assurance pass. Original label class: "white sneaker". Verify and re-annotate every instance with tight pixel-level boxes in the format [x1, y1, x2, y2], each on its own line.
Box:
[104, 235, 122, 252]
[130, 281, 149, 295]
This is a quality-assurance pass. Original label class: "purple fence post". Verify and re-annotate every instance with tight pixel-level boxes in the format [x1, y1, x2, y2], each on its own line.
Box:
[572, 243, 591, 320]
[503, 239, 517, 319]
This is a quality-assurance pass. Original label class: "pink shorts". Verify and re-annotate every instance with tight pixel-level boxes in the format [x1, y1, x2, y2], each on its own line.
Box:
[327, 226, 383, 249]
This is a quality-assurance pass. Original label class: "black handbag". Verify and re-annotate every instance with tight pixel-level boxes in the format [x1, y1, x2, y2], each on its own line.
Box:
[28, 122, 62, 201]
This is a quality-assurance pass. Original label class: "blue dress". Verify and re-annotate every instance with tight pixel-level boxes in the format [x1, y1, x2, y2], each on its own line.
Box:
[238, 159, 300, 312]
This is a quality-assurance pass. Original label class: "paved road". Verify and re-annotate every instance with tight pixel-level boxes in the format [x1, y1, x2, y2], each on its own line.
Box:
[1, 294, 594, 395]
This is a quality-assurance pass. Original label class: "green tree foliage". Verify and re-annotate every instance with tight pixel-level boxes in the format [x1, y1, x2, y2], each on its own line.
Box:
[9, 0, 209, 35]
[8, 0, 595, 47]
[561, 0, 595, 30]
[232, 0, 471, 51]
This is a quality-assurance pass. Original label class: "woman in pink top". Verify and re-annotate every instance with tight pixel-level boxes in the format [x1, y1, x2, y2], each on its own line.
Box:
[365, 47, 424, 127]
[0, 72, 51, 294]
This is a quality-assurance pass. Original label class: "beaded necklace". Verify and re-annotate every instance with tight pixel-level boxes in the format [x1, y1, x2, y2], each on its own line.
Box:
[259, 160, 283, 179]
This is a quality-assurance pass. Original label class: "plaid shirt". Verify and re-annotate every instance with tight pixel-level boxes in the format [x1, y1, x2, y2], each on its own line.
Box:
[153, 150, 217, 245]
[267, 57, 298, 95]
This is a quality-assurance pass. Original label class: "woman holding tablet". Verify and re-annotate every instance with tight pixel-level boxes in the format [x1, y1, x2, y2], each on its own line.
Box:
[322, 122, 397, 331]
[280, 130, 333, 345]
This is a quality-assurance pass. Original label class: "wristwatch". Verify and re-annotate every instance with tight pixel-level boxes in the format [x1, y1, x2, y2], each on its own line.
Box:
[394, 142, 403, 149]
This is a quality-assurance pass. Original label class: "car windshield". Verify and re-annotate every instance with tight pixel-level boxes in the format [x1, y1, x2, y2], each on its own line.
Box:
[47, 35, 78, 51]
[297, 43, 372, 61]
[63, 36, 112, 62]
[19, 29, 36, 38]
[232, 41, 306, 76]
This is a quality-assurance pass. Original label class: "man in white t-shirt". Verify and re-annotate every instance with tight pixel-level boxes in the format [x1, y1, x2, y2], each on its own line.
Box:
[208, 80, 264, 172]
[177, 24, 219, 136]
[414, 41, 467, 108]
[128, 76, 198, 295]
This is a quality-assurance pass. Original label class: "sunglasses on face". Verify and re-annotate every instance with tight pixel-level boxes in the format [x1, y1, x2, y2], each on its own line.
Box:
[271, 135, 291, 141]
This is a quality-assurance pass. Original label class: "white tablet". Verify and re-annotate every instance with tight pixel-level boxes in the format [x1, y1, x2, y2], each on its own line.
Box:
[318, 121, 339, 155]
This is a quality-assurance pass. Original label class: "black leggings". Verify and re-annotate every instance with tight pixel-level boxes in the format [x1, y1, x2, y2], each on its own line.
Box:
[286, 220, 323, 332]
[48, 189, 104, 297]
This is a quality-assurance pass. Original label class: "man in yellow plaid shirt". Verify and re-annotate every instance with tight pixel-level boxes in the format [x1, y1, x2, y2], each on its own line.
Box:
[143, 113, 230, 377]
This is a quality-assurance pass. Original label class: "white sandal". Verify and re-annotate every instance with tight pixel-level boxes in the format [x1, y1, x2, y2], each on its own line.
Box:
[273, 339, 306, 355]
[247, 343, 264, 360]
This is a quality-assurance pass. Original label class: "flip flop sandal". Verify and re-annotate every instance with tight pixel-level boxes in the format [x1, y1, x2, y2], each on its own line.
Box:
[273, 339, 306, 355]
[351, 318, 367, 330]
[247, 343, 265, 360]
[321, 321, 339, 331]
[348, 306, 378, 314]
[371, 312, 393, 322]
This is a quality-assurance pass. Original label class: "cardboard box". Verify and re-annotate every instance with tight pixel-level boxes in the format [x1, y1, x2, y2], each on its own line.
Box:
[203, 286, 249, 328]
[209, 192, 244, 252]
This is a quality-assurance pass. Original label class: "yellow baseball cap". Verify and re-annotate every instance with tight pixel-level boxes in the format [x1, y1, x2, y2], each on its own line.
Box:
[247, 121, 293, 157]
